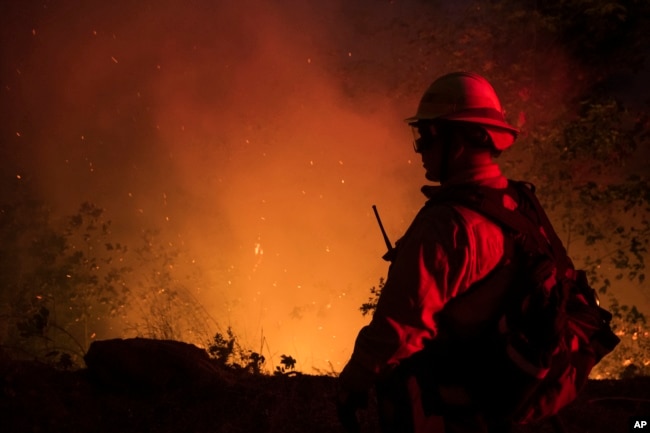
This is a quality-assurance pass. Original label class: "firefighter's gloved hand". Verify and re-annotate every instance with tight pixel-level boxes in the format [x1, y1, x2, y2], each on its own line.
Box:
[335, 385, 368, 433]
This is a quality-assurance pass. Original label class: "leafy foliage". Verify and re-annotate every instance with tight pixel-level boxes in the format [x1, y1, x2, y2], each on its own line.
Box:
[209, 327, 267, 374]
[0, 193, 216, 367]
[275, 354, 298, 376]
[359, 278, 385, 317]
[1, 199, 131, 365]
[536, 0, 650, 69]
[591, 298, 650, 379]
[562, 98, 638, 167]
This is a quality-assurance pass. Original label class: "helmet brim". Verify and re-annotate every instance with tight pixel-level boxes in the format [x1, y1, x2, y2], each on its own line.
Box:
[404, 113, 519, 135]
[404, 114, 519, 151]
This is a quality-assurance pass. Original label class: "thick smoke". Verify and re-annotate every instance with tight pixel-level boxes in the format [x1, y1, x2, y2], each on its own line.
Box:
[1, 0, 430, 371]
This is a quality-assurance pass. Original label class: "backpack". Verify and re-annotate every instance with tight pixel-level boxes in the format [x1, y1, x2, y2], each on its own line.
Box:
[430, 180, 620, 424]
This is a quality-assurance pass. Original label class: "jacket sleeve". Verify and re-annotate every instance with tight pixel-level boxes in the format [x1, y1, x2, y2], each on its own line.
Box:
[339, 204, 504, 392]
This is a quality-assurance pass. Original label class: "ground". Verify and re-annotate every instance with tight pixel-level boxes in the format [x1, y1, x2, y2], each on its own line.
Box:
[1, 355, 649, 433]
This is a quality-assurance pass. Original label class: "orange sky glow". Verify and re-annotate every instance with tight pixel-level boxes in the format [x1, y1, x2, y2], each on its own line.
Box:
[1, 0, 437, 372]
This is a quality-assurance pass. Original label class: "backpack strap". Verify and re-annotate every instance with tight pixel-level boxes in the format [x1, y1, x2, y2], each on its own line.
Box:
[449, 181, 570, 269]
[512, 182, 571, 268]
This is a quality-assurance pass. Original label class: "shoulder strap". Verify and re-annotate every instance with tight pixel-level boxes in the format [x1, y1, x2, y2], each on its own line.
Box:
[512, 182, 568, 262]
[453, 181, 573, 277]
[449, 183, 546, 253]
[424, 180, 569, 265]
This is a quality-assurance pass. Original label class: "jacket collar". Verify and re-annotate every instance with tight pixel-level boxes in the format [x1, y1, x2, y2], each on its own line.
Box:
[421, 163, 507, 199]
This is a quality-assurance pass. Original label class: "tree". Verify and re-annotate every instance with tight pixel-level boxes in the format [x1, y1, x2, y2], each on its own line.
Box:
[0, 187, 216, 366]
[1, 199, 131, 365]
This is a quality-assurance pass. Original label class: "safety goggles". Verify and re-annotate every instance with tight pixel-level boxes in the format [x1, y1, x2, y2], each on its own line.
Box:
[409, 122, 442, 153]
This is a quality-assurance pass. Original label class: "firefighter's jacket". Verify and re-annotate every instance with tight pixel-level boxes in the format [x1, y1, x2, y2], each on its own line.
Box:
[339, 164, 514, 392]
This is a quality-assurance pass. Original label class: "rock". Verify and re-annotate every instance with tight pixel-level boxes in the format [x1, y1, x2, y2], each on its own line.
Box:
[84, 338, 230, 393]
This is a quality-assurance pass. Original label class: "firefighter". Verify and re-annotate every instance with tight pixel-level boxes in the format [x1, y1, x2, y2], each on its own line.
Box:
[336, 72, 520, 433]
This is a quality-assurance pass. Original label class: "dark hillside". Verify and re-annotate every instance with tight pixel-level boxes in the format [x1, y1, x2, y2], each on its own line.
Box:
[1, 346, 649, 433]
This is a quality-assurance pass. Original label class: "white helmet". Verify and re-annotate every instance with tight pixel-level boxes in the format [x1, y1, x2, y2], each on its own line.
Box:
[406, 71, 519, 150]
